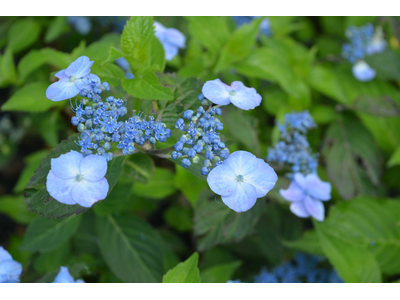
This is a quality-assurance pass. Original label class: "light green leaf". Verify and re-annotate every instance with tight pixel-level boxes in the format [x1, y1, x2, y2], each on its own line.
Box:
[91, 62, 125, 87]
[1, 82, 65, 113]
[201, 261, 242, 283]
[45, 16, 68, 43]
[0, 195, 34, 224]
[7, 19, 41, 53]
[162, 252, 201, 283]
[145, 36, 166, 72]
[20, 215, 82, 253]
[96, 213, 164, 283]
[387, 145, 400, 168]
[0, 46, 17, 86]
[101, 47, 123, 65]
[122, 70, 173, 101]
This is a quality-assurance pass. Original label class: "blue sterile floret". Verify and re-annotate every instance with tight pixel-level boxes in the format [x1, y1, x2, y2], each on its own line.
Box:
[0, 246, 22, 283]
[267, 110, 319, 175]
[232, 16, 273, 37]
[53, 266, 85, 283]
[171, 104, 230, 172]
[154, 21, 186, 61]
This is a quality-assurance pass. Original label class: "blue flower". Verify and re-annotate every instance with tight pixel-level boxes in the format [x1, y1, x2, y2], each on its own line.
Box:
[202, 79, 262, 110]
[365, 26, 386, 55]
[67, 16, 92, 35]
[280, 173, 331, 221]
[115, 57, 135, 79]
[232, 16, 273, 37]
[0, 246, 22, 283]
[46, 150, 109, 207]
[53, 266, 85, 283]
[207, 151, 277, 212]
[46, 56, 100, 101]
[352, 60, 376, 82]
[154, 21, 185, 61]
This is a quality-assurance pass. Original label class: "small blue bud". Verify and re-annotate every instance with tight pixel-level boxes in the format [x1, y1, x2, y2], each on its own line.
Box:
[183, 110, 194, 119]
[198, 93, 205, 101]
[171, 151, 178, 160]
[97, 147, 105, 155]
[201, 167, 209, 175]
[182, 158, 191, 168]
[77, 123, 86, 132]
[71, 116, 79, 126]
[80, 89, 88, 97]
[220, 149, 229, 159]
[215, 108, 222, 116]
[149, 137, 156, 144]
[174, 141, 184, 151]
[103, 142, 111, 150]
[106, 96, 115, 103]
[187, 148, 196, 158]
[205, 151, 214, 160]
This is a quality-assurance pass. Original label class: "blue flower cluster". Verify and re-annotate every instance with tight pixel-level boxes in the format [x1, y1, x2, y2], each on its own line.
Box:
[232, 16, 272, 37]
[342, 23, 387, 82]
[267, 111, 318, 174]
[171, 100, 228, 175]
[253, 253, 343, 283]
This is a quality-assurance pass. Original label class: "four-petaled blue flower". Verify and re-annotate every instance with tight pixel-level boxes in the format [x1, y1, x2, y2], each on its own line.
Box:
[46, 150, 109, 207]
[352, 60, 376, 82]
[46, 56, 100, 101]
[202, 79, 262, 110]
[207, 151, 277, 212]
[280, 173, 331, 222]
[53, 266, 85, 283]
[0, 246, 22, 283]
[154, 21, 186, 61]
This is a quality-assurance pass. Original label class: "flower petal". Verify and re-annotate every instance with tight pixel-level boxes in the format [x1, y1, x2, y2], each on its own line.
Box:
[352, 61, 376, 82]
[202, 79, 231, 105]
[75, 74, 101, 91]
[229, 81, 262, 110]
[304, 196, 325, 222]
[222, 151, 258, 176]
[163, 43, 179, 61]
[80, 154, 108, 182]
[244, 158, 277, 197]
[46, 80, 81, 101]
[280, 181, 305, 202]
[164, 28, 185, 48]
[46, 171, 77, 205]
[305, 173, 331, 201]
[154, 21, 167, 38]
[293, 173, 306, 189]
[221, 182, 257, 212]
[53, 266, 74, 283]
[65, 56, 93, 78]
[0, 247, 12, 263]
[55, 69, 67, 80]
[51, 150, 83, 180]
[71, 178, 109, 207]
[207, 164, 237, 197]
[290, 202, 310, 218]
[0, 260, 22, 280]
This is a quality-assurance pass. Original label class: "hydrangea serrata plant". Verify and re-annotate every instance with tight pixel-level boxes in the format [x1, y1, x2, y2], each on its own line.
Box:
[53, 266, 85, 283]
[0, 246, 22, 283]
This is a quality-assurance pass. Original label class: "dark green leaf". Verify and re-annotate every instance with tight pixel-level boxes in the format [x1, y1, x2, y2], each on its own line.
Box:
[201, 261, 242, 283]
[93, 181, 132, 216]
[365, 49, 400, 80]
[45, 16, 68, 43]
[123, 152, 155, 183]
[162, 252, 201, 283]
[174, 164, 208, 206]
[283, 230, 324, 256]
[0, 195, 34, 224]
[352, 95, 400, 117]
[33, 241, 70, 273]
[164, 204, 193, 232]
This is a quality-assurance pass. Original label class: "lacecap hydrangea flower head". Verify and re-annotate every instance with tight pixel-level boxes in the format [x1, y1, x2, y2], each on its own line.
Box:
[154, 21, 185, 61]
[53, 266, 84, 283]
[280, 173, 331, 222]
[207, 151, 278, 212]
[352, 60, 376, 82]
[46, 56, 100, 101]
[46, 150, 109, 207]
[202, 79, 262, 110]
[0, 246, 22, 283]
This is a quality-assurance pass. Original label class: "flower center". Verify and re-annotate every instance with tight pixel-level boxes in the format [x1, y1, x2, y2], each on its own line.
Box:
[236, 174, 244, 182]
[75, 174, 84, 182]
[69, 76, 78, 82]
[229, 90, 236, 96]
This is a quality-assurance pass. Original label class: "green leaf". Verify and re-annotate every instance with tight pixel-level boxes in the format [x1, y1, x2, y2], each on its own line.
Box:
[71, 34, 120, 62]
[44, 16, 68, 43]
[194, 198, 266, 252]
[201, 261, 242, 283]
[1, 82, 64, 113]
[7, 19, 41, 53]
[122, 70, 173, 101]
[0, 46, 17, 86]
[322, 117, 382, 200]
[215, 17, 262, 72]
[164, 204, 193, 232]
[174, 164, 208, 206]
[121, 16, 154, 70]
[24, 134, 125, 219]
[365, 49, 400, 81]
[33, 241, 70, 273]
[170, 155, 207, 181]
[132, 167, 177, 200]
[185, 17, 231, 54]
[162, 252, 201, 283]
[93, 181, 132, 216]
[122, 152, 155, 183]
[101, 47, 123, 65]
[387, 145, 400, 168]
[36, 263, 88, 283]
[146, 36, 166, 72]
[352, 95, 400, 117]
[96, 213, 164, 283]
[91, 62, 125, 87]
[39, 110, 60, 147]
[20, 214, 82, 253]
[0, 195, 34, 224]
[315, 220, 382, 283]
[283, 230, 324, 256]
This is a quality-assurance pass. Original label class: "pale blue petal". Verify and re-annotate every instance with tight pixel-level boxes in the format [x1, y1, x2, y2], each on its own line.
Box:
[229, 81, 262, 110]
[244, 158, 277, 197]
[163, 43, 179, 61]
[75, 279, 85, 283]
[46, 171, 77, 205]
[154, 21, 167, 39]
[0, 247, 12, 263]
[80, 155, 108, 182]
[221, 182, 257, 212]
[53, 266, 74, 283]
[0, 260, 22, 280]
[365, 38, 386, 55]
[55, 69, 67, 80]
[304, 196, 324, 222]
[202, 79, 231, 105]
[115, 57, 131, 72]
[280, 181, 305, 202]
[164, 28, 185, 48]
[207, 164, 237, 197]
[290, 202, 310, 218]
[305, 174, 331, 201]
[223, 151, 258, 177]
[352, 61, 376, 82]
[293, 173, 306, 189]
[46, 79, 81, 101]
[71, 178, 109, 207]
[51, 150, 83, 179]
[65, 56, 93, 78]
[75, 74, 101, 90]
